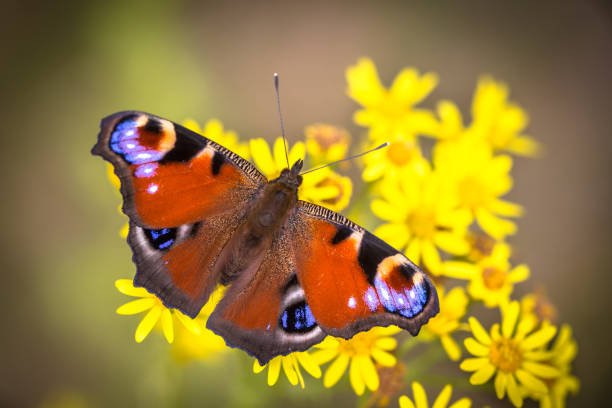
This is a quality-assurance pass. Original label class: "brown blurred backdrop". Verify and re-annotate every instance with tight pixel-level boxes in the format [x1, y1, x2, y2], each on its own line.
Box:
[1, 0, 610, 406]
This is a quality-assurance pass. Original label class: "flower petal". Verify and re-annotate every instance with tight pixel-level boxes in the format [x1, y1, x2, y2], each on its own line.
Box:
[323, 354, 349, 388]
[469, 363, 496, 385]
[135, 306, 162, 343]
[288, 142, 306, 167]
[174, 311, 203, 335]
[521, 325, 557, 350]
[115, 279, 151, 297]
[494, 371, 507, 399]
[399, 395, 416, 408]
[515, 369, 548, 394]
[475, 208, 517, 239]
[442, 261, 478, 280]
[253, 359, 266, 374]
[116, 298, 156, 315]
[375, 337, 398, 350]
[502, 301, 520, 338]
[282, 356, 299, 386]
[464, 338, 490, 357]
[250, 138, 276, 177]
[468, 317, 492, 345]
[371, 348, 397, 367]
[349, 358, 365, 395]
[374, 223, 409, 251]
[441, 335, 462, 361]
[432, 384, 452, 408]
[359, 355, 379, 391]
[267, 357, 282, 386]
[372, 200, 405, 222]
[449, 399, 472, 408]
[411, 381, 429, 408]
[508, 264, 530, 283]
[422, 240, 442, 273]
[522, 361, 560, 378]
[434, 232, 470, 255]
[460, 357, 489, 372]
[295, 352, 322, 378]
[489, 199, 524, 217]
[506, 374, 523, 407]
[161, 308, 174, 343]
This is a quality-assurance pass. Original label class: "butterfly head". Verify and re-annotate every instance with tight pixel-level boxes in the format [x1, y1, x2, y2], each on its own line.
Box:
[275, 159, 303, 189]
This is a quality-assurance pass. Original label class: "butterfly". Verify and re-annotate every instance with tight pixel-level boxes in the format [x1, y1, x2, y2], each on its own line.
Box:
[93, 111, 439, 364]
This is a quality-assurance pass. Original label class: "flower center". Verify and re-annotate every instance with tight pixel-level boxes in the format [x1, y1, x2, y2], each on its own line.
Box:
[489, 338, 523, 373]
[458, 176, 487, 208]
[386, 141, 418, 167]
[407, 209, 436, 239]
[482, 267, 507, 290]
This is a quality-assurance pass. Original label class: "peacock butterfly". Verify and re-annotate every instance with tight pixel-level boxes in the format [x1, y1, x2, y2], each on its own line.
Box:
[92, 108, 439, 364]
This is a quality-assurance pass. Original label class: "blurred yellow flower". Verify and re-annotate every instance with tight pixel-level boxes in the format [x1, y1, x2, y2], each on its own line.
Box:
[346, 57, 438, 143]
[420, 286, 469, 361]
[253, 351, 322, 389]
[312, 327, 400, 395]
[305, 123, 350, 166]
[469, 77, 540, 157]
[434, 139, 522, 239]
[521, 290, 558, 326]
[431, 100, 468, 143]
[251, 137, 352, 210]
[183, 118, 250, 160]
[399, 382, 472, 408]
[372, 170, 471, 274]
[444, 243, 529, 307]
[362, 139, 430, 182]
[460, 302, 560, 407]
[115, 279, 206, 343]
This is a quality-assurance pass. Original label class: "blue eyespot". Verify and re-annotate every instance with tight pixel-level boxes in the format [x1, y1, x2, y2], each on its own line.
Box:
[280, 301, 317, 333]
[144, 227, 176, 251]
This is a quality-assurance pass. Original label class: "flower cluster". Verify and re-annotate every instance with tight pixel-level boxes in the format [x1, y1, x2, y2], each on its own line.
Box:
[106, 58, 578, 406]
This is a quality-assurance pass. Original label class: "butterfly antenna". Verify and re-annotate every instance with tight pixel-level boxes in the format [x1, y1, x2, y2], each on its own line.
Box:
[300, 142, 390, 175]
[274, 73, 290, 168]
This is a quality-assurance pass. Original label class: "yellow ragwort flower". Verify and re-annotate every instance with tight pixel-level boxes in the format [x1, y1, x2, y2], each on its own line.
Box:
[399, 382, 472, 408]
[444, 243, 529, 308]
[346, 57, 438, 143]
[420, 286, 469, 361]
[460, 301, 560, 407]
[521, 290, 559, 326]
[305, 123, 350, 166]
[250, 137, 352, 211]
[115, 279, 209, 343]
[469, 76, 540, 157]
[183, 118, 250, 160]
[362, 139, 430, 182]
[372, 170, 471, 275]
[253, 351, 322, 389]
[434, 138, 523, 239]
[312, 327, 400, 396]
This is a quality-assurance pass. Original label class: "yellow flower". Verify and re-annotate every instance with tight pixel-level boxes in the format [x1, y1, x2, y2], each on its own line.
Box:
[444, 243, 529, 307]
[399, 382, 472, 408]
[312, 327, 400, 395]
[431, 100, 468, 143]
[460, 301, 560, 407]
[420, 286, 469, 361]
[106, 163, 129, 239]
[362, 139, 430, 182]
[372, 170, 471, 275]
[305, 123, 350, 166]
[469, 76, 541, 157]
[115, 279, 207, 343]
[253, 351, 322, 389]
[250, 137, 352, 210]
[183, 118, 250, 160]
[521, 290, 558, 326]
[346, 57, 438, 143]
[434, 139, 523, 239]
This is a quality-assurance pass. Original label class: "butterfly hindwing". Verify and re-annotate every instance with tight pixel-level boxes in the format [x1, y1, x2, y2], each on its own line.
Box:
[293, 201, 440, 338]
[93, 111, 267, 316]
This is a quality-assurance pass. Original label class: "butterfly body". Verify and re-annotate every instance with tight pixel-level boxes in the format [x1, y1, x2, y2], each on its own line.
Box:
[94, 111, 439, 364]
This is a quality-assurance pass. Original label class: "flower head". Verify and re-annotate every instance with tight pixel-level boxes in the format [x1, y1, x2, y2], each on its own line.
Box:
[420, 286, 469, 361]
[362, 139, 430, 182]
[347, 58, 438, 143]
[372, 170, 471, 274]
[312, 327, 400, 395]
[434, 139, 522, 239]
[305, 123, 350, 166]
[183, 118, 250, 160]
[460, 301, 560, 407]
[444, 243, 529, 307]
[399, 382, 472, 408]
[253, 351, 322, 389]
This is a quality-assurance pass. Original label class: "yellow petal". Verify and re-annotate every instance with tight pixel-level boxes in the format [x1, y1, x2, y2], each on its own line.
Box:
[323, 354, 349, 388]
[442, 261, 478, 280]
[464, 338, 490, 357]
[374, 223, 409, 251]
[282, 356, 298, 386]
[433, 232, 470, 255]
[440, 335, 461, 361]
[406, 238, 422, 265]
[174, 311, 202, 335]
[432, 384, 452, 408]
[310, 348, 338, 365]
[371, 200, 405, 222]
[502, 301, 520, 338]
[135, 306, 162, 343]
[468, 317, 492, 345]
[521, 325, 557, 350]
[253, 359, 266, 374]
[506, 374, 523, 407]
[267, 357, 282, 386]
[116, 298, 156, 315]
[469, 363, 496, 385]
[293, 358, 305, 389]
[494, 371, 507, 399]
[359, 355, 379, 391]
[475, 208, 517, 239]
[161, 308, 174, 343]
[411, 381, 429, 408]
[295, 352, 321, 378]
[375, 337, 398, 350]
[489, 199, 523, 217]
[508, 264, 530, 283]
[507, 135, 541, 157]
[371, 348, 397, 367]
[115, 279, 151, 297]
[460, 357, 489, 372]
[250, 138, 276, 177]
[349, 358, 365, 395]
[273, 138, 289, 169]
[521, 361, 560, 379]
[515, 369, 548, 394]
[422, 240, 442, 273]
[288, 142, 306, 167]
[448, 399, 472, 408]
[399, 395, 416, 408]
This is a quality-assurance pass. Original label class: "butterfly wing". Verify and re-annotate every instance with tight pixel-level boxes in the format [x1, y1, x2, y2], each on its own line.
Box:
[293, 201, 439, 338]
[93, 111, 267, 316]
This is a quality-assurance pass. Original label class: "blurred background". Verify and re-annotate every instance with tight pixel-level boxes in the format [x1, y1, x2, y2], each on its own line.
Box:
[1, 0, 610, 406]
